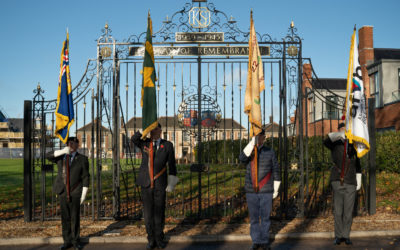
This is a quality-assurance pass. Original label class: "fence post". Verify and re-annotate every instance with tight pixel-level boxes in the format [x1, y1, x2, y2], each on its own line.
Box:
[23, 100, 33, 222]
[367, 98, 376, 215]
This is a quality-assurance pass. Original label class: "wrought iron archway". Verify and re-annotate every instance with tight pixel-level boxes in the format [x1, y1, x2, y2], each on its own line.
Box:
[24, 0, 371, 222]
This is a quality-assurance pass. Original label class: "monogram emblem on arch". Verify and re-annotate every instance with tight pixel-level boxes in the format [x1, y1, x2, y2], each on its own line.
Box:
[189, 7, 211, 28]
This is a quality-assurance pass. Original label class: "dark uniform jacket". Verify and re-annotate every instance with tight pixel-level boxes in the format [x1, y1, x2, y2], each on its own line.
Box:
[46, 151, 90, 197]
[131, 131, 177, 189]
[323, 136, 361, 186]
[239, 145, 281, 193]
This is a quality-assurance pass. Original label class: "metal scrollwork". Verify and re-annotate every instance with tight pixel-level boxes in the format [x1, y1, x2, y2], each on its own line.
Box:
[38, 59, 97, 113]
[98, 23, 115, 44]
[177, 94, 222, 138]
[201, 84, 219, 97]
[284, 21, 301, 43]
[139, 1, 251, 43]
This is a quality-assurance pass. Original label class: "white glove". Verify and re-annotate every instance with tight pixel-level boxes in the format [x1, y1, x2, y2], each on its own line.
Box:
[243, 137, 256, 157]
[166, 175, 179, 192]
[273, 181, 281, 199]
[80, 187, 88, 205]
[328, 131, 345, 142]
[356, 173, 362, 191]
[54, 146, 70, 157]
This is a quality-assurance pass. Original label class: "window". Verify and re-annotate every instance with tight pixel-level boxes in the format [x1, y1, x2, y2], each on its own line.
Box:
[326, 96, 338, 119]
[2, 142, 8, 148]
[395, 69, 400, 102]
[81, 134, 87, 149]
[182, 147, 188, 156]
[102, 135, 106, 148]
[373, 72, 382, 108]
[91, 134, 106, 148]
[309, 96, 315, 122]
[398, 68, 400, 90]
[183, 131, 189, 143]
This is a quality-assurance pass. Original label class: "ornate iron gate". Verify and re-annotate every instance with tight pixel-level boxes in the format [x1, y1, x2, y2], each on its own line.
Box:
[24, 0, 372, 221]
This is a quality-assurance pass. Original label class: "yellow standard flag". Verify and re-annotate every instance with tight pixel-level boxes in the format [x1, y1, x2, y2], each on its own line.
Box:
[344, 28, 370, 158]
[244, 11, 265, 137]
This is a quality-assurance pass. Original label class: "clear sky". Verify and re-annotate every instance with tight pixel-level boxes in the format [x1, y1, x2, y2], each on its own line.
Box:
[0, 0, 399, 121]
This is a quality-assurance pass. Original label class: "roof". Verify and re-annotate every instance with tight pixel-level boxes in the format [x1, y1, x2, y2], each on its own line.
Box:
[217, 118, 246, 130]
[311, 78, 347, 90]
[77, 121, 111, 132]
[0, 111, 7, 122]
[374, 48, 400, 61]
[125, 116, 246, 130]
[125, 116, 180, 130]
[264, 122, 281, 133]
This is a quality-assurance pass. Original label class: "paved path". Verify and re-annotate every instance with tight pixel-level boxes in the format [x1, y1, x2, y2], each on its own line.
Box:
[1, 236, 399, 250]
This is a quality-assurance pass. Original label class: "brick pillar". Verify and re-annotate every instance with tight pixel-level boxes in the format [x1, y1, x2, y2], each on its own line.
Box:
[358, 26, 374, 98]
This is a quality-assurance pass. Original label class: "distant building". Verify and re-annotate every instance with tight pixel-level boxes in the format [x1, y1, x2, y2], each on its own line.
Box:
[264, 116, 281, 138]
[294, 26, 400, 135]
[76, 116, 248, 162]
[302, 72, 347, 136]
[0, 110, 24, 158]
[76, 120, 112, 158]
[367, 48, 400, 131]
[124, 116, 248, 162]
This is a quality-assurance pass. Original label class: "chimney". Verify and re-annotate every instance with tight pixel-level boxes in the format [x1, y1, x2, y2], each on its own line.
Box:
[302, 63, 312, 90]
[358, 26, 374, 98]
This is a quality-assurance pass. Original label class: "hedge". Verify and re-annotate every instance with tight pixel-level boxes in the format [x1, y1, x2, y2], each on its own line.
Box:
[376, 130, 400, 173]
[193, 130, 400, 173]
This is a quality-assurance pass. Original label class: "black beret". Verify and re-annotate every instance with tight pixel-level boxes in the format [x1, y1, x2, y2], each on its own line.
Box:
[67, 136, 79, 143]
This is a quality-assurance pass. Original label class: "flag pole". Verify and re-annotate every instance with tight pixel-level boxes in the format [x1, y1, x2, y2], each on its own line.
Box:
[341, 26, 356, 185]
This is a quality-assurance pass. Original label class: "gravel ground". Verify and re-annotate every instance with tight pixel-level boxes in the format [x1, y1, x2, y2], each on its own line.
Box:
[1, 212, 400, 238]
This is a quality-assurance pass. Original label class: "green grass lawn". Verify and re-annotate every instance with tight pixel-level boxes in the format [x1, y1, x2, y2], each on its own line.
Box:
[1, 158, 399, 218]
[0, 159, 24, 210]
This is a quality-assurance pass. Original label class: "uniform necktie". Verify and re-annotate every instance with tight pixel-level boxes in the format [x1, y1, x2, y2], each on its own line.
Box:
[251, 145, 259, 192]
[66, 154, 71, 201]
[149, 141, 154, 188]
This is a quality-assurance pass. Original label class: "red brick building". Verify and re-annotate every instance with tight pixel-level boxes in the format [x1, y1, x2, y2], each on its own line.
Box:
[296, 26, 400, 136]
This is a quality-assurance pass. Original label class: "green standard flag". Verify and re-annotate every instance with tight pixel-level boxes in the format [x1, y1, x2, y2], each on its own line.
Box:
[140, 12, 158, 139]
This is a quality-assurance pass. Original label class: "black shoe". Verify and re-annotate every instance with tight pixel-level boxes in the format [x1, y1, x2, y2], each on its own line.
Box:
[344, 238, 352, 245]
[74, 243, 84, 250]
[333, 237, 341, 245]
[59, 243, 73, 250]
[250, 244, 260, 250]
[260, 244, 271, 250]
[156, 240, 167, 249]
[146, 241, 156, 250]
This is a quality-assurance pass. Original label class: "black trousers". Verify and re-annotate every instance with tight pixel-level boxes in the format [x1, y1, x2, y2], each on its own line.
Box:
[141, 187, 166, 243]
[331, 181, 356, 238]
[59, 193, 81, 245]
